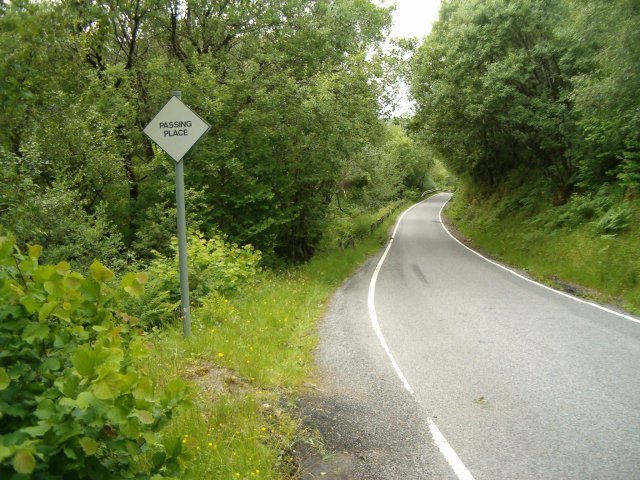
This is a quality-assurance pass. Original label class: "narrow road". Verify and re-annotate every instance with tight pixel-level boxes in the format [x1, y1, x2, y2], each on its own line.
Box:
[306, 193, 640, 479]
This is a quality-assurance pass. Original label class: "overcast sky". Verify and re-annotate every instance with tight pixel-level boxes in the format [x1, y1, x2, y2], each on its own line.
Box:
[382, 0, 442, 40]
[375, 0, 443, 115]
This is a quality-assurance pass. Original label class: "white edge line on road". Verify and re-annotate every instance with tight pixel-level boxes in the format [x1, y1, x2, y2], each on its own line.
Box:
[367, 202, 419, 396]
[437, 198, 640, 326]
[367, 197, 476, 480]
[428, 418, 477, 480]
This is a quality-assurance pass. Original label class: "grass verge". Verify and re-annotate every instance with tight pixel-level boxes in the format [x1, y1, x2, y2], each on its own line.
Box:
[147, 200, 413, 479]
[446, 186, 640, 314]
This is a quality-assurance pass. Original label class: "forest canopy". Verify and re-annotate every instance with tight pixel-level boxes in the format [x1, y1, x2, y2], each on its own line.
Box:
[410, 0, 640, 204]
[1, 0, 433, 267]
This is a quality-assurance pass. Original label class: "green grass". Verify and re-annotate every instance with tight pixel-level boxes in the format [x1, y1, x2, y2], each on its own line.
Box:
[446, 186, 640, 314]
[147, 201, 413, 479]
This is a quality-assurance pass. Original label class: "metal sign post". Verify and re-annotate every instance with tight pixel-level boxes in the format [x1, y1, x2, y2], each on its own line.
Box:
[172, 91, 191, 337]
[143, 91, 211, 337]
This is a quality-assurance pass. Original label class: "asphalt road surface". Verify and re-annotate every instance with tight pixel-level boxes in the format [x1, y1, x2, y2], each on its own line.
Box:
[309, 192, 640, 479]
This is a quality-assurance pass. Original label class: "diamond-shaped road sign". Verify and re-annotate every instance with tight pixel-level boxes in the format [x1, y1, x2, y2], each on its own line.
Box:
[143, 96, 211, 162]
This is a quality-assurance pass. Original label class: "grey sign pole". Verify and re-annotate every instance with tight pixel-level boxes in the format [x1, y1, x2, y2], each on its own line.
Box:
[143, 90, 210, 337]
[172, 90, 191, 337]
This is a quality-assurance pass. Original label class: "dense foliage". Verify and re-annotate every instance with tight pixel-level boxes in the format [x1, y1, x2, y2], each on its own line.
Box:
[0, 236, 188, 479]
[411, 0, 640, 208]
[0, 0, 432, 266]
[124, 232, 262, 328]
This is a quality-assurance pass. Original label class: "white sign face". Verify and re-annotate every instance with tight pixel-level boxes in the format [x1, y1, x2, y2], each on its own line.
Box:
[143, 96, 211, 162]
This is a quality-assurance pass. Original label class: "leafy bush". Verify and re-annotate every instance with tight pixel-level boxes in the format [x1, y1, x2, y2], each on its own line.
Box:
[596, 204, 632, 234]
[0, 236, 188, 479]
[125, 232, 261, 328]
[321, 201, 405, 250]
[0, 149, 129, 273]
[536, 194, 601, 230]
[618, 144, 640, 190]
[197, 291, 239, 327]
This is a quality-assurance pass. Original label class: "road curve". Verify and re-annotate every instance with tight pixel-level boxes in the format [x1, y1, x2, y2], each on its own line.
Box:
[375, 193, 640, 479]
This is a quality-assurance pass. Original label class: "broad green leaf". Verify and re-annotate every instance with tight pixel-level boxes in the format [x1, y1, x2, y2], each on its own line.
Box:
[28, 244, 43, 258]
[79, 278, 100, 301]
[0, 445, 13, 462]
[120, 419, 140, 438]
[93, 372, 121, 400]
[94, 348, 124, 380]
[77, 301, 98, 320]
[13, 450, 36, 474]
[76, 391, 95, 409]
[52, 304, 71, 321]
[135, 272, 148, 285]
[9, 282, 25, 297]
[58, 397, 77, 410]
[39, 301, 58, 321]
[21, 423, 52, 437]
[125, 440, 138, 456]
[19, 257, 37, 275]
[0, 236, 15, 265]
[122, 272, 144, 297]
[136, 410, 154, 425]
[72, 347, 95, 378]
[64, 274, 83, 291]
[118, 370, 137, 392]
[57, 374, 80, 399]
[33, 265, 56, 283]
[64, 446, 78, 460]
[55, 420, 83, 441]
[20, 295, 40, 314]
[0, 367, 9, 390]
[56, 261, 71, 276]
[107, 405, 128, 424]
[43, 280, 64, 298]
[89, 260, 114, 283]
[79, 437, 98, 455]
[39, 357, 61, 374]
[129, 336, 151, 359]
[22, 323, 49, 344]
[34, 399, 55, 420]
[133, 377, 154, 400]
[161, 379, 189, 408]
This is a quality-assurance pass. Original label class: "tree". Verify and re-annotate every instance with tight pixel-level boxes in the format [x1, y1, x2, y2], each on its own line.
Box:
[410, 0, 580, 201]
[1, 0, 394, 264]
[564, 0, 640, 192]
[160, 0, 392, 261]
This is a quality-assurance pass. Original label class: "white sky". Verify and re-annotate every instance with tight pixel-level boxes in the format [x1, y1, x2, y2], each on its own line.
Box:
[375, 0, 443, 115]
[382, 0, 442, 40]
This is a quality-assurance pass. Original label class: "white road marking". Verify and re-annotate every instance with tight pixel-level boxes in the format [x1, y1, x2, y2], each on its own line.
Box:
[367, 198, 476, 480]
[437, 197, 640, 326]
[367, 202, 420, 396]
[428, 418, 477, 480]
[368, 193, 639, 480]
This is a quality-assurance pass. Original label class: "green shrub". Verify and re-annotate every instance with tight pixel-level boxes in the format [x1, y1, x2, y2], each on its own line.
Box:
[125, 232, 261, 328]
[321, 200, 406, 250]
[0, 236, 188, 479]
[351, 215, 376, 239]
[596, 204, 632, 234]
[0, 149, 129, 273]
[197, 290, 238, 326]
[325, 216, 355, 248]
[536, 194, 599, 230]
